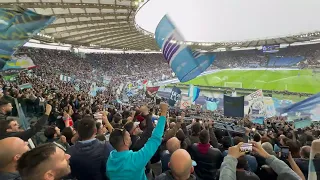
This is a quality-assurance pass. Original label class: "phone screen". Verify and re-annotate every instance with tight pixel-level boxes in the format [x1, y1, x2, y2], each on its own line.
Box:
[240, 143, 253, 152]
[281, 147, 289, 158]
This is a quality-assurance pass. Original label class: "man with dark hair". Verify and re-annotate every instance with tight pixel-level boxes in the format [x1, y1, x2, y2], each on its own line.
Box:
[235, 156, 260, 180]
[107, 103, 168, 180]
[188, 128, 222, 180]
[0, 137, 30, 180]
[17, 143, 70, 180]
[0, 104, 52, 141]
[0, 99, 13, 121]
[67, 116, 113, 180]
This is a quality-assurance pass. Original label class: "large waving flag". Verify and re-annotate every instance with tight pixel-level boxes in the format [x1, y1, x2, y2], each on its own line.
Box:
[0, 7, 55, 69]
[188, 84, 200, 102]
[279, 93, 320, 121]
[155, 15, 215, 82]
[1, 56, 36, 71]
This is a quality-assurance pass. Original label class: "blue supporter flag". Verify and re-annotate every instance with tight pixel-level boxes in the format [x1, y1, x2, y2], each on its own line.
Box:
[155, 15, 215, 82]
[0, 7, 55, 69]
[279, 93, 320, 121]
[188, 84, 200, 102]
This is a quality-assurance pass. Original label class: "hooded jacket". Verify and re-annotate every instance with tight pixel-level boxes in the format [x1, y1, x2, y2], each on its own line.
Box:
[106, 116, 166, 180]
[67, 139, 113, 180]
[188, 143, 222, 180]
[155, 170, 197, 180]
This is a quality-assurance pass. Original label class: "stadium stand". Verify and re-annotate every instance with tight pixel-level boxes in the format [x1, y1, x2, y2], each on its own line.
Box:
[0, 44, 319, 180]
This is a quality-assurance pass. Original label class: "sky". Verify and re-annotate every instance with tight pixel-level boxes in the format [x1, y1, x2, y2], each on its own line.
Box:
[135, 0, 320, 43]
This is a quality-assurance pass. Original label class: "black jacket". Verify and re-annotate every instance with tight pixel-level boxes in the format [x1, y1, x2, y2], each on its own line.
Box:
[67, 139, 113, 180]
[130, 113, 154, 151]
[188, 143, 223, 180]
[0, 115, 49, 141]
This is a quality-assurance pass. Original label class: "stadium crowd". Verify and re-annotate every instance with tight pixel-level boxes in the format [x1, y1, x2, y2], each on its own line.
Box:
[0, 43, 319, 180]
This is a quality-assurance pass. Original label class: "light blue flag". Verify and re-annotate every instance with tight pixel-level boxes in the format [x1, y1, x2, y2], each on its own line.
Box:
[294, 119, 312, 129]
[206, 101, 218, 111]
[155, 15, 215, 82]
[280, 93, 320, 121]
[188, 84, 200, 102]
[0, 7, 55, 69]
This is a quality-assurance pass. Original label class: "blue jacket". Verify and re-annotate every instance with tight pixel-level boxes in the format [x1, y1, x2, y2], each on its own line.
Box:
[106, 116, 166, 180]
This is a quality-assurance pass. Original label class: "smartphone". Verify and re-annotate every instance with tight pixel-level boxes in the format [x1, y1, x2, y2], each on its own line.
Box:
[281, 146, 289, 159]
[240, 143, 253, 152]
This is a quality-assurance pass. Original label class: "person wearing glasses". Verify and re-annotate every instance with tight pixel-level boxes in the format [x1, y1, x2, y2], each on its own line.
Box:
[107, 103, 169, 180]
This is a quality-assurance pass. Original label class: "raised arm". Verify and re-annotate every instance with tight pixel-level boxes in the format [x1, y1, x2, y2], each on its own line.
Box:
[252, 141, 301, 180]
[132, 103, 168, 169]
[14, 104, 52, 141]
[220, 143, 245, 180]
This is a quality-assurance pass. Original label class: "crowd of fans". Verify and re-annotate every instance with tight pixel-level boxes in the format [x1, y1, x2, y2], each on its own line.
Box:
[0, 44, 319, 180]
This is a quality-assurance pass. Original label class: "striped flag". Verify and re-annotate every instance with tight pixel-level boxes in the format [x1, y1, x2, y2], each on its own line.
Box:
[155, 15, 215, 82]
[59, 74, 72, 82]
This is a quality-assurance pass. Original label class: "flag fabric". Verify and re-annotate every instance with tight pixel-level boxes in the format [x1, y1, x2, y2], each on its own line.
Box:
[180, 96, 192, 110]
[1, 56, 36, 71]
[206, 101, 218, 111]
[18, 83, 32, 90]
[0, 7, 55, 66]
[3, 74, 17, 81]
[89, 82, 97, 97]
[264, 97, 276, 118]
[294, 119, 312, 129]
[74, 84, 80, 92]
[60, 74, 72, 82]
[244, 89, 264, 115]
[145, 86, 160, 98]
[142, 80, 148, 91]
[224, 95, 244, 117]
[279, 93, 320, 121]
[205, 96, 220, 111]
[168, 86, 181, 106]
[155, 15, 215, 82]
[188, 84, 200, 102]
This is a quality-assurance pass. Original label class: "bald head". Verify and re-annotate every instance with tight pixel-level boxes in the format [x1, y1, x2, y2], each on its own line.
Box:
[300, 146, 311, 159]
[169, 149, 193, 180]
[166, 137, 181, 154]
[169, 122, 176, 129]
[0, 137, 29, 169]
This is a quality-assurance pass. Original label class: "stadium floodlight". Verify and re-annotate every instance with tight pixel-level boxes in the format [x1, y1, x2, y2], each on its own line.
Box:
[224, 82, 243, 88]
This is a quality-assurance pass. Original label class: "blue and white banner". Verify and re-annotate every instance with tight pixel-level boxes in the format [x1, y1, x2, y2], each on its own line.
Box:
[0, 7, 55, 63]
[280, 93, 320, 121]
[155, 15, 215, 82]
[60, 74, 72, 82]
[188, 84, 200, 102]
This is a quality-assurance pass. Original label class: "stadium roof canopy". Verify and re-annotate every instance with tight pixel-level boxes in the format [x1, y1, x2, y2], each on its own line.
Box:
[0, 0, 159, 51]
[1, 0, 320, 51]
